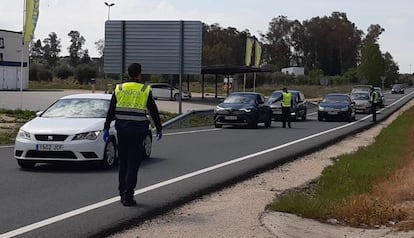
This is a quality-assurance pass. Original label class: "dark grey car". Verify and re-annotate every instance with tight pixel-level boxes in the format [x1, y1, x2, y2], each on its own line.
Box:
[268, 90, 307, 121]
[214, 92, 272, 128]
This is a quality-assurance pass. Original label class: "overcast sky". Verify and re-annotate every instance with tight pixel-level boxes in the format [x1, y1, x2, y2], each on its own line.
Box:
[2, 0, 413, 73]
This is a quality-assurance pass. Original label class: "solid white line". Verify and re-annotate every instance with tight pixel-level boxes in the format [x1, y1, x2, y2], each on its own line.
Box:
[0, 122, 359, 238]
[0, 145, 13, 149]
[1, 91, 413, 237]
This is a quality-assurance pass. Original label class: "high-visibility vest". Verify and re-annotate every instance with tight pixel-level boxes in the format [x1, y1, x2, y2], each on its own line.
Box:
[370, 91, 378, 104]
[115, 82, 151, 121]
[282, 92, 292, 107]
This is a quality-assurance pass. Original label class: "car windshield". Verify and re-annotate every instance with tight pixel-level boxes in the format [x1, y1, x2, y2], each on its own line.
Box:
[224, 94, 256, 104]
[41, 98, 110, 118]
[322, 95, 349, 103]
[393, 84, 402, 89]
[351, 92, 369, 100]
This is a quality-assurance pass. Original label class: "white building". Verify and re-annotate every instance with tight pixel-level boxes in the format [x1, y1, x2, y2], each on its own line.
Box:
[0, 29, 29, 90]
[281, 66, 305, 76]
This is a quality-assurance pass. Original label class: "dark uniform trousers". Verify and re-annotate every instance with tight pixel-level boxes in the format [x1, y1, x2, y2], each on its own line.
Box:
[282, 107, 291, 128]
[117, 133, 146, 197]
[371, 102, 377, 122]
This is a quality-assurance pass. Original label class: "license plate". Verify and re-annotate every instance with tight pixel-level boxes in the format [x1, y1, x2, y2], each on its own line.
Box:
[37, 144, 64, 151]
[328, 111, 338, 115]
[224, 116, 237, 120]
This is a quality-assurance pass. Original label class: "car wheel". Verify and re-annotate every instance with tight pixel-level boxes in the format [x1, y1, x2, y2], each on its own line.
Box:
[264, 114, 272, 127]
[143, 133, 152, 160]
[102, 139, 117, 168]
[302, 110, 307, 121]
[17, 160, 35, 169]
[318, 114, 323, 121]
[214, 122, 222, 128]
[173, 93, 179, 101]
[347, 113, 353, 122]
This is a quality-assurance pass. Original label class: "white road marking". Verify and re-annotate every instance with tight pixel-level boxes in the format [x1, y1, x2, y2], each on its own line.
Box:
[1, 91, 414, 237]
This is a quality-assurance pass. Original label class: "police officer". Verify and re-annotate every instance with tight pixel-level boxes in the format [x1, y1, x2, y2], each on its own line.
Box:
[281, 87, 293, 128]
[370, 87, 378, 122]
[103, 63, 162, 206]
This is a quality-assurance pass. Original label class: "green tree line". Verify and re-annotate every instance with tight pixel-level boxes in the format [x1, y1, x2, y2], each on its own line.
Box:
[29, 11, 405, 88]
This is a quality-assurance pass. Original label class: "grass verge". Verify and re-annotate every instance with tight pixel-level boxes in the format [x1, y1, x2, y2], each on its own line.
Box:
[268, 106, 414, 228]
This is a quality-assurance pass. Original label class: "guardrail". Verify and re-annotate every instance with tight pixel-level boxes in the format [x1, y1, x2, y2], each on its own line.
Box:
[162, 109, 215, 129]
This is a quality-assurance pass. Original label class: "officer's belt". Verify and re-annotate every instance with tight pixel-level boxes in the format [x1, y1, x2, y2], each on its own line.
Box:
[115, 107, 148, 121]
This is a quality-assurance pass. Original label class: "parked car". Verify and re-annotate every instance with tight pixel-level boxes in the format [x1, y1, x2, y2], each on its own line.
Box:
[14, 93, 153, 169]
[374, 86, 385, 108]
[268, 90, 307, 121]
[350, 90, 372, 114]
[150, 83, 191, 100]
[351, 84, 373, 93]
[391, 83, 404, 94]
[214, 92, 272, 128]
[318, 93, 356, 122]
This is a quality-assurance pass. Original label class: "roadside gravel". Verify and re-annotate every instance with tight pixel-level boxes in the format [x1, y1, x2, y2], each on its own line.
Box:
[110, 101, 414, 238]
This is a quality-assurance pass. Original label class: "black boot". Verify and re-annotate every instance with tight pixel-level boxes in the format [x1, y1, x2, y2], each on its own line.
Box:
[121, 191, 136, 207]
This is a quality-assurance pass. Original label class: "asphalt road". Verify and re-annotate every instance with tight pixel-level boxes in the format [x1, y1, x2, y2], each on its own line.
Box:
[0, 89, 413, 238]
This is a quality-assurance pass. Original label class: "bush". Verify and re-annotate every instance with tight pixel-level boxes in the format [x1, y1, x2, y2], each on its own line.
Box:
[55, 65, 74, 79]
[75, 65, 96, 84]
[29, 64, 39, 81]
[37, 69, 53, 81]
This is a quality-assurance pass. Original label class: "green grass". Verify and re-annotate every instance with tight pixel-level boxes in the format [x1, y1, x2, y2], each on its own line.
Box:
[268, 107, 414, 220]
[0, 109, 37, 121]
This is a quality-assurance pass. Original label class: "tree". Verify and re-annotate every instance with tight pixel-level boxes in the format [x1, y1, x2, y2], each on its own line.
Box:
[357, 43, 385, 85]
[301, 12, 362, 75]
[363, 24, 384, 45]
[262, 16, 292, 70]
[80, 49, 91, 64]
[67, 30, 85, 66]
[94, 39, 104, 57]
[30, 39, 43, 60]
[383, 52, 399, 86]
[42, 32, 61, 68]
[202, 23, 249, 66]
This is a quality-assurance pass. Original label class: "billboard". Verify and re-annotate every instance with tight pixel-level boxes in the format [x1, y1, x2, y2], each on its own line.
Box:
[104, 20, 202, 75]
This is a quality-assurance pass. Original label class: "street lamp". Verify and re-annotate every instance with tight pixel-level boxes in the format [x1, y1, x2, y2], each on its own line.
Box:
[104, 2, 115, 20]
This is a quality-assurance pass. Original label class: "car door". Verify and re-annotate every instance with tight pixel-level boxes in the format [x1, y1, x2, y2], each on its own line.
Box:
[297, 92, 306, 117]
[257, 95, 268, 122]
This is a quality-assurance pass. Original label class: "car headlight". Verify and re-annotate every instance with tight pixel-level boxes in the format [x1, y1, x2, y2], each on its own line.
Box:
[72, 131, 100, 141]
[215, 106, 225, 113]
[17, 129, 31, 140]
[318, 106, 325, 111]
[341, 107, 349, 111]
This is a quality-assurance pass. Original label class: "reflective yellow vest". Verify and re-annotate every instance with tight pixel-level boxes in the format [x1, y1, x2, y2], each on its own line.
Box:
[282, 92, 292, 107]
[115, 82, 151, 121]
[370, 91, 378, 104]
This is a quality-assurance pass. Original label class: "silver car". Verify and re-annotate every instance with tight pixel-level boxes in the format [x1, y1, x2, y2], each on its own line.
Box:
[350, 91, 371, 113]
[150, 83, 191, 100]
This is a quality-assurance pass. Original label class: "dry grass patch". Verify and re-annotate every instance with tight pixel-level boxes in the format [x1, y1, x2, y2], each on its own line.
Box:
[335, 121, 414, 229]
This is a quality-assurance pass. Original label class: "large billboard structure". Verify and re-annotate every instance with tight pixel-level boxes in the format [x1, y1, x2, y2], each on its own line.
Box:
[104, 20, 202, 76]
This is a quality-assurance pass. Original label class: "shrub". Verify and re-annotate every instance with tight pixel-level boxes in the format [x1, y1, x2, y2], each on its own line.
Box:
[55, 65, 74, 79]
[75, 65, 96, 84]
[37, 69, 53, 81]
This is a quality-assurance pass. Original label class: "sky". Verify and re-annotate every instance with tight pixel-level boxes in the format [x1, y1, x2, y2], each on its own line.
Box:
[2, 0, 413, 73]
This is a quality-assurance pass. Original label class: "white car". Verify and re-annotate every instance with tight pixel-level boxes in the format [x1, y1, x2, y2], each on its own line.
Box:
[150, 83, 191, 100]
[14, 93, 152, 169]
